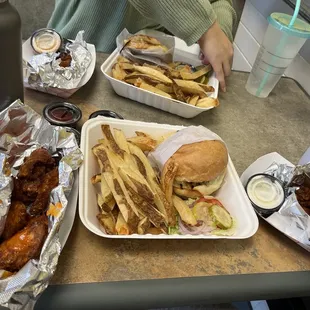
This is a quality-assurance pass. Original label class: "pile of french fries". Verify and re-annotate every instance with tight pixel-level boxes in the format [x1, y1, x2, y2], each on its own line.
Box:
[91, 125, 178, 235]
[111, 56, 219, 108]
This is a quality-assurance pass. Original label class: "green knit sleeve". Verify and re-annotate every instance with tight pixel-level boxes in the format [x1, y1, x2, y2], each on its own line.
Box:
[129, 0, 237, 45]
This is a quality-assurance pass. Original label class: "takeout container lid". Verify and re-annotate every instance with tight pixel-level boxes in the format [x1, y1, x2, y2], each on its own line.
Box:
[43, 102, 82, 126]
[89, 110, 124, 120]
[79, 117, 259, 239]
[22, 37, 96, 98]
[245, 173, 286, 216]
[100, 30, 219, 119]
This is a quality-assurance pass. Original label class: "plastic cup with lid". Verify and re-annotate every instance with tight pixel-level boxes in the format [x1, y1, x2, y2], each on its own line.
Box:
[245, 12, 310, 98]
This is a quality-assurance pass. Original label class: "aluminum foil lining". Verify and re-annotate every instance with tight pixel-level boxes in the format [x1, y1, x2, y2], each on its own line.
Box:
[24, 31, 92, 89]
[0, 100, 83, 309]
[264, 162, 310, 251]
[116, 28, 174, 66]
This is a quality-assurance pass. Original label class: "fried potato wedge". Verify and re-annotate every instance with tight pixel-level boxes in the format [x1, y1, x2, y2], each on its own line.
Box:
[133, 65, 172, 84]
[127, 135, 157, 152]
[196, 97, 219, 108]
[172, 195, 197, 226]
[101, 125, 124, 157]
[103, 172, 139, 232]
[127, 186, 165, 228]
[180, 65, 211, 80]
[172, 81, 186, 102]
[155, 131, 176, 145]
[139, 82, 172, 98]
[113, 128, 130, 154]
[161, 159, 179, 205]
[97, 193, 115, 213]
[119, 62, 135, 71]
[188, 95, 199, 106]
[125, 73, 169, 86]
[112, 63, 127, 81]
[128, 143, 177, 225]
[117, 55, 131, 63]
[156, 84, 173, 94]
[173, 79, 205, 95]
[137, 217, 151, 235]
[91, 174, 101, 184]
[115, 212, 130, 235]
[97, 211, 116, 235]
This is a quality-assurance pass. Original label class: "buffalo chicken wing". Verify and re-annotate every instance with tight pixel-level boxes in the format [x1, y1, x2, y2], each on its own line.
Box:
[0, 215, 48, 272]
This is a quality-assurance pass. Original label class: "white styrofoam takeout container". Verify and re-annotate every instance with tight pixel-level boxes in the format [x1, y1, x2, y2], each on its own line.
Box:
[101, 36, 219, 119]
[79, 117, 259, 239]
[22, 38, 96, 98]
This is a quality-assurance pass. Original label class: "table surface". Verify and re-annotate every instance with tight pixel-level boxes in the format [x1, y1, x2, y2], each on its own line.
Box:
[24, 53, 310, 306]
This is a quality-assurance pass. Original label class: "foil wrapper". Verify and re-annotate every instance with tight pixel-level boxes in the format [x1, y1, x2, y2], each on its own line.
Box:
[264, 162, 310, 251]
[0, 100, 83, 309]
[25, 31, 92, 89]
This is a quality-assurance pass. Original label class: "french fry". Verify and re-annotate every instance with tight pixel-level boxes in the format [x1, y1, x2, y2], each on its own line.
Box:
[137, 217, 151, 234]
[97, 211, 116, 235]
[172, 81, 186, 102]
[101, 125, 124, 157]
[97, 193, 115, 213]
[188, 95, 199, 106]
[155, 131, 176, 145]
[91, 174, 101, 184]
[127, 186, 165, 228]
[155, 84, 173, 94]
[173, 79, 206, 95]
[196, 97, 219, 108]
[139, 82, 172, 98]
[128, 143, 177, 226]
[133, 65, 172, 84]
[127, 135, 157, 152]
[117, 55, 131, 63]
[172, 195, 197, 226]
[161, 159, 179, 205]
[112, 63, 127, 81]
[180, 65, 211, 80]
[103, 172, 139, 232]
[119, 62, 135, 71]
[125, 73, 168, 86]
[115, 212, 130, 235]
[113, 128, 130, 153]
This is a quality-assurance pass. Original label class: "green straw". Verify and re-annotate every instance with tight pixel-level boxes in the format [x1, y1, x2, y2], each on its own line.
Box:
[255, 0, 301, 97]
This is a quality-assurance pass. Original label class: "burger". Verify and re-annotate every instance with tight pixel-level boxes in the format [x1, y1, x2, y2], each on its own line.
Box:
[166, 140, 228, 199]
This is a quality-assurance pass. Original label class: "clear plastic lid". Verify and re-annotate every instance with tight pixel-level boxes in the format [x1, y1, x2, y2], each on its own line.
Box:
[268, 12, 310, 38]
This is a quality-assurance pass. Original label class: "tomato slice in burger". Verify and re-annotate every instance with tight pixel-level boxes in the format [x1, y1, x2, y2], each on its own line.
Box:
[196, 197, 224, 207]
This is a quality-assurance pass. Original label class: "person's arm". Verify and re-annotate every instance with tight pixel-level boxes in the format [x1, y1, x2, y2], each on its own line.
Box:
[129, 0, 237, 92]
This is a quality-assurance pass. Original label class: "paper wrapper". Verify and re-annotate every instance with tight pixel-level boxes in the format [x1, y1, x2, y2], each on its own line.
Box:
[0, 100, 83, 309]
[150, 125, 223, 171]
[240, 153, 310, 252]
[23, 31, 96, 98]
[116, 28, 174, 66]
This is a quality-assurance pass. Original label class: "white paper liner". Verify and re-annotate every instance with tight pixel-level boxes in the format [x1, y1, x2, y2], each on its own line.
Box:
[150, 125, 224, 171]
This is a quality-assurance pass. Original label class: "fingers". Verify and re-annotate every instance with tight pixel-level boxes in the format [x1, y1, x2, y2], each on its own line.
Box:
[223, 59, 231, 78]
[212, 62, 226, 92]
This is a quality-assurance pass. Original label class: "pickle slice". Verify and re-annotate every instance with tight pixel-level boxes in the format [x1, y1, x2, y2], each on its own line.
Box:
[209, 205, 232, 229]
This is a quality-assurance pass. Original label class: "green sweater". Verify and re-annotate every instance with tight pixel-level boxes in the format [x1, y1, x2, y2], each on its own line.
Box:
[48, 0, 236, 53]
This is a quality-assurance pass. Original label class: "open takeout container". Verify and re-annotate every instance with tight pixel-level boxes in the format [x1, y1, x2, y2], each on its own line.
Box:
[240, 152, 310, 252]
[101, 30, 219, 119]
[79, 117, 258, 239]
[22, 37, 96, 98]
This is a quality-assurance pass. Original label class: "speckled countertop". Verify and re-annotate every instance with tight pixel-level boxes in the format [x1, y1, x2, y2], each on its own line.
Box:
[24, 53, 310, 285]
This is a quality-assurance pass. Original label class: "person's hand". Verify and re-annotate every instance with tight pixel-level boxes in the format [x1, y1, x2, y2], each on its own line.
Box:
[198, 21, 233, 92]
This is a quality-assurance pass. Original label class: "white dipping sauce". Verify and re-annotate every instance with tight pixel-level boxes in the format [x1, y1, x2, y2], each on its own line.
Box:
[247, 175, 284, 209]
